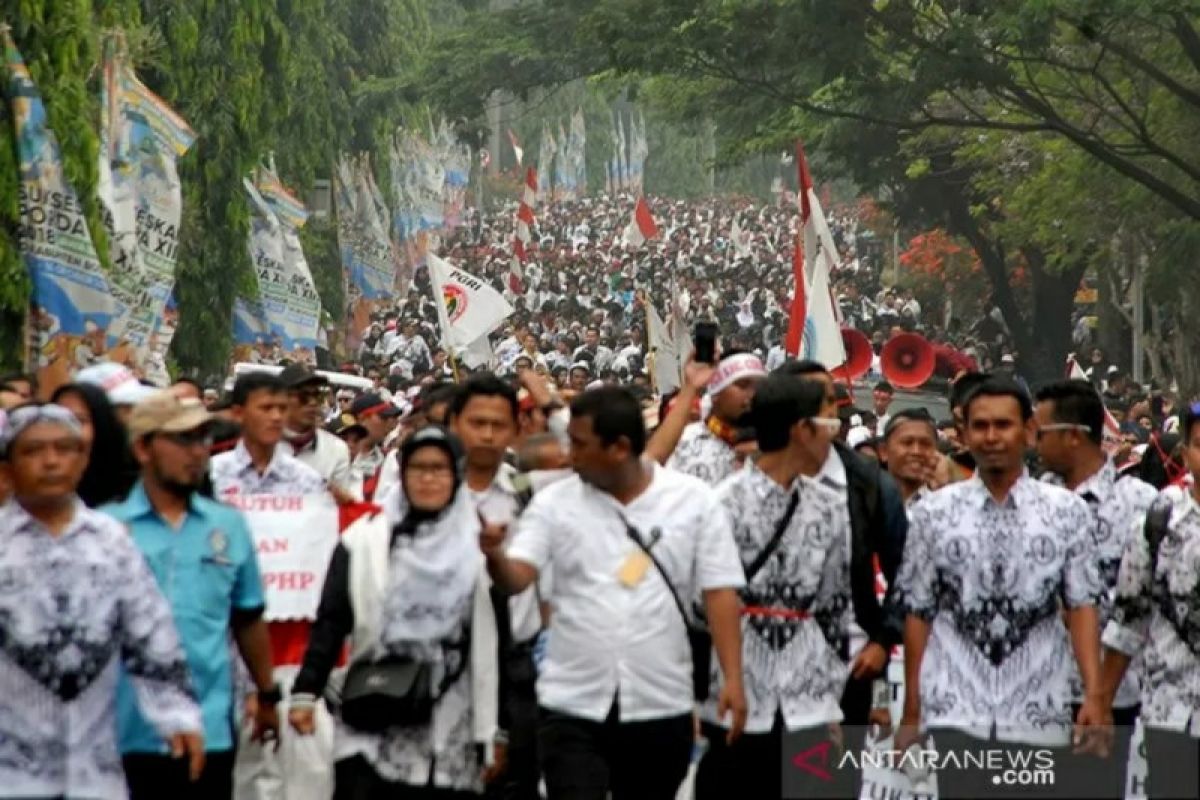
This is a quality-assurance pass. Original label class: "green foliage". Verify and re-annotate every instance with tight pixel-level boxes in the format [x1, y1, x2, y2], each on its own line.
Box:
[1, 0, 433, 379]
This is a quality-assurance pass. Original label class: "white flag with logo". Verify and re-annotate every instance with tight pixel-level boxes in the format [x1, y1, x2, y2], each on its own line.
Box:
[427, 252, 514, 349]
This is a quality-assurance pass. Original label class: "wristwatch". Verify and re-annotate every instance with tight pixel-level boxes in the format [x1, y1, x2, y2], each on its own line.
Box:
[256, 684, 283, 707]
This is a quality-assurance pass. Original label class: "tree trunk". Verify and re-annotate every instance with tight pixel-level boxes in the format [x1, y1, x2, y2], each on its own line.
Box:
[1023, 248, 1087, 388]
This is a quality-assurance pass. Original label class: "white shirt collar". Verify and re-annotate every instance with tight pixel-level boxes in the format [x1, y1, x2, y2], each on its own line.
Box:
[817, 448, 847, 489]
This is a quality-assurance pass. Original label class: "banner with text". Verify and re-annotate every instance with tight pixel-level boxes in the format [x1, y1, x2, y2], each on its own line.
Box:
[223, 492, 340, 621]
[6, 31, 115, 397]
[99, 42, 194, 385]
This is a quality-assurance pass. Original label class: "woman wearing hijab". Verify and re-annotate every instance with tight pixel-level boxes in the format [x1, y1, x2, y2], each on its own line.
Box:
[51, 382, 139, 507]
[290, 426, 501, 799]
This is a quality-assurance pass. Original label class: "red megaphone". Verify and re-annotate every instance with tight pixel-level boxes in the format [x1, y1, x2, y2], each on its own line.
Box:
[881, 333, 935, 389]
[834, 328, 873, 381]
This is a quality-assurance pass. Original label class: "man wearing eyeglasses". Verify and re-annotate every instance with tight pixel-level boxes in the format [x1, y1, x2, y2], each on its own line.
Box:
[1035, 379, 1157, 798]
[278, 364, 358, 503]
[103, 391, 278, 799]
[773, 361, 909, 745]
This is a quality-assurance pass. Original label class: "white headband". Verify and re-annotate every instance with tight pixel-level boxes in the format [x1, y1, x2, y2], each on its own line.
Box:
[1, 404, 82, 457]
[708, 353, 767, 395]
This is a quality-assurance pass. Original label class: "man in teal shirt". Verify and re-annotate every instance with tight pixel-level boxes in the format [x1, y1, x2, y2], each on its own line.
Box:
[103, 392, 279, 799]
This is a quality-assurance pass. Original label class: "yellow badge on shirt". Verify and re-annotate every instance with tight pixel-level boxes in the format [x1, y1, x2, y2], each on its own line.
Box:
[617, 550, 652, 588]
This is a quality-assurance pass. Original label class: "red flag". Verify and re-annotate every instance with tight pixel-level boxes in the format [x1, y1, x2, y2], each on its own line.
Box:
[623, 196, 659, 246]
[510, 167, 537, 293]
[785, 142, 814, 356]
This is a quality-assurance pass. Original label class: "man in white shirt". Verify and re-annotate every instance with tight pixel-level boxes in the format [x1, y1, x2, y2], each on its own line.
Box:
[481, 386, 747, 800]
[277, 364, 358, 502]
[697, 373, 855, 799]
[895, 377, 1109, 798]
[445, 374, 545, 800]
[1102, 404, 1200, 800]
[1035, 379, 1157, 798]
[872, 380, 895, 436]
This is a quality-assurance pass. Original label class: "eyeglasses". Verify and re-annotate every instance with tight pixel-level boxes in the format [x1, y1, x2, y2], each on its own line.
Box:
[807, 417, 843, 433]
[405, 463, 454, 479]
[1036, 423, 1091, 439]
[162, 429, 214, 448]
[291, 388, 326, 405]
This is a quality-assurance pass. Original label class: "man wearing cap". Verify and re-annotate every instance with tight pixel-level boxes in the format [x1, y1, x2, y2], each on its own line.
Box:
[0, 403, 204, 799]
[278, 364, 358, 502]
[664, 351, 766, 485]
[104, 392, 279, 799]
[347, 391, 401, 501]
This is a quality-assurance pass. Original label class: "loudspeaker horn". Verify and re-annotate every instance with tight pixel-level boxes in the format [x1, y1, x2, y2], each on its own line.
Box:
[881, 333, 936, 389]
[834, 328, 874, 382]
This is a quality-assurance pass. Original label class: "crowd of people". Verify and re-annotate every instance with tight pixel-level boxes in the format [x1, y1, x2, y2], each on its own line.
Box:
[0, 190, 1198, 800]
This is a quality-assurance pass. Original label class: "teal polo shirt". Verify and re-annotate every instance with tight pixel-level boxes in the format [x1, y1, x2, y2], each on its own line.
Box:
[103, 483, 265, 753]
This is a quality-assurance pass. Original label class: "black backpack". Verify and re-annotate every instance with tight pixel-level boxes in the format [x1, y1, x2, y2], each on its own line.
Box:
[1142, 503, 1200, 657]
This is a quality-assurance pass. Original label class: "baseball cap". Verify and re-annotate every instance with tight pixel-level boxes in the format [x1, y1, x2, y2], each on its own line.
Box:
[278, 363, 328, 389]
[351, 392, 401, 419]
[327, 412, 367, 438]
[127, 391, 213, 439]
[76, 362, 158, 406]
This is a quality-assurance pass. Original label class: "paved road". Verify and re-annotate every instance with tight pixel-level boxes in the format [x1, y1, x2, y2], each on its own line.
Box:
[852, 386, 950, 421]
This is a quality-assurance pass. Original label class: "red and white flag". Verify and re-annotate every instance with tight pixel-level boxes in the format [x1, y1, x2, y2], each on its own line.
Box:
[622, 196, 659, 247]
[784, 142, 845, 369]
[507, 129, 524, 166]
[785, 143, 813, 357]
[509, 167, 537, 293]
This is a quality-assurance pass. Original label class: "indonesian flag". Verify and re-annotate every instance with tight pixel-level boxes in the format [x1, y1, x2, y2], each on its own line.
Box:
[508, 129, 524, 166]
[510, 167, 537, 293]
[623, 196, 659, 247]
[784, 142, 846, 369]
[785, 143, 813, 356]
[1067, 355, 1122, 449]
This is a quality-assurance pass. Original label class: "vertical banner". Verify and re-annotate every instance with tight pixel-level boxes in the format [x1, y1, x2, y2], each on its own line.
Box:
[241, 171, 321, 365]
[98, 40, 194, 385]
[537, 123, 555, 201]
[5, 30, 115, 397]
[555, 120, 573, 201]
[571, 108, 587, 197]
[333, 154, 399, 353]
[256, 162, 322, 362]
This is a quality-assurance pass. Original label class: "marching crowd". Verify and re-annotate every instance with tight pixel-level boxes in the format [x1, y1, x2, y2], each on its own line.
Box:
[1, 338, 1199, 800]
[0, 191, 1198, 800]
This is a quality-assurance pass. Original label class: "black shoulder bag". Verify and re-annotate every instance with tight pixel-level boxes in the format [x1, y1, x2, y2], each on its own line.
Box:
[1141, 504, 1200, 657]
[743, 489, 801, 583]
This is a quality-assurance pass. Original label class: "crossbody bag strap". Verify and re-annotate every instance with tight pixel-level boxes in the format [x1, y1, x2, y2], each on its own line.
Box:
[743, 488, 801, 584]
[616, 512, 693, 628]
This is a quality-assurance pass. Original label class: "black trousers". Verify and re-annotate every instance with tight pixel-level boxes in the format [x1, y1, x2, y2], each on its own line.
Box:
[930, 728, 1069, 800]
[839, 674, 872, 724]
[485, 678, 540, 800]
[1145, 726, 1200, 800]
[123, 749, 235, 800]
[696, 713, 857, 800]
[537, 702, 692, 800]
[333, 755, 480, 800]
